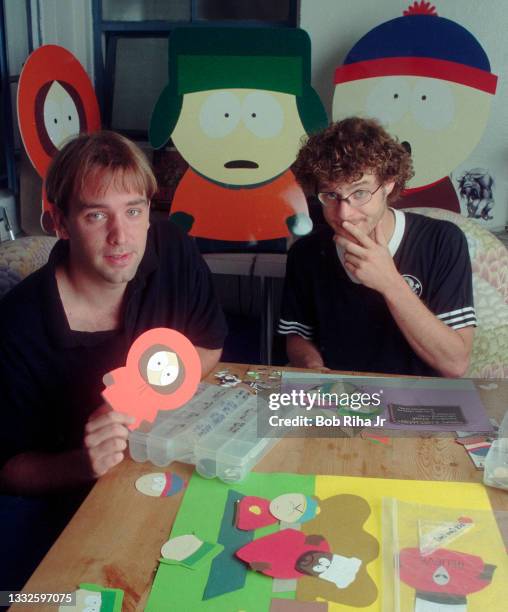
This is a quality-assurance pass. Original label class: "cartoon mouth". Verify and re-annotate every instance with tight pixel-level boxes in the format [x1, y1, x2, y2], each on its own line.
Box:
[401, 141, 412, 155]
[224, 160, 259, 169]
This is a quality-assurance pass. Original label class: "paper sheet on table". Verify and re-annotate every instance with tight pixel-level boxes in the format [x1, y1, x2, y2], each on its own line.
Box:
[146, 471, 497, 611]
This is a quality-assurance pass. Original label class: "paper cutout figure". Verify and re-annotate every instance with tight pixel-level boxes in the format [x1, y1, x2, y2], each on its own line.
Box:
[62, 584, 123, 612]
[332, 2, 498, 214]
[135, 472, 186, 497]
[418, 517, 474, 555]
[236, 529, 331, 580]
[17, 45, 100, 233]
[297, 493, 379, 607]
[295, 549, 362, 590]
[150, 27, 327, 250]
[237, 528, 363, 590]
[399, 547, 496, 609]
[102, 328, 201, 429]
[160, 534, 222, 569]
[203, 490, 254, 600]
[236, 493, 320, 530]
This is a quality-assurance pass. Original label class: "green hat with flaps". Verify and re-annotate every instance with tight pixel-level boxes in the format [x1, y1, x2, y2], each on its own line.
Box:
[150, 27, 327, 149]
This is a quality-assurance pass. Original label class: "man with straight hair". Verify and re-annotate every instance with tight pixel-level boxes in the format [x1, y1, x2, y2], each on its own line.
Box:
[0, 131, 227, 495]
[278, 117, 475, 376]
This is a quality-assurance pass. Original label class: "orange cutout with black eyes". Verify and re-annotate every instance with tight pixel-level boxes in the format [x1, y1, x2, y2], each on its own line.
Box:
[17, 45, 100, 232]
[102, 328, 201, 429]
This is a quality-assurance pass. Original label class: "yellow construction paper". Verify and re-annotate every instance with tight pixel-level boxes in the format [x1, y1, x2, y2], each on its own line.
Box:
[314, 475, 500, 611]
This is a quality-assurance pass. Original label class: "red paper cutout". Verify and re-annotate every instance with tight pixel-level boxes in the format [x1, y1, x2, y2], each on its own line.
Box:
[102, 328, 201, 429]
[236, 496, 277, 530]
[399, 548, 495, 596]
[236, 529, 330, 579]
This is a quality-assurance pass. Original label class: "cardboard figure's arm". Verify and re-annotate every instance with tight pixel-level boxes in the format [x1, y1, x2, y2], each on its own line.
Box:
[286, 213, 313, 237]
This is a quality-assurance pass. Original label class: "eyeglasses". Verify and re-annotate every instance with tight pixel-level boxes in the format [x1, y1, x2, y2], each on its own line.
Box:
[317, 183, 382, 209]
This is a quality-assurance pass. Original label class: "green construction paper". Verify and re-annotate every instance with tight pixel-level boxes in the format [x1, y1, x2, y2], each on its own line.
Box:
[145, 472, 314, 611]
[78, 583, 123, 612]
[203, 490, 252, 600]
[159, 540, 224, 570]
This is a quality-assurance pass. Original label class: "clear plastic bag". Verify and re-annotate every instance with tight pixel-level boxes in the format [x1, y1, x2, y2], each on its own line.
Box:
[382, 498, 508, 611]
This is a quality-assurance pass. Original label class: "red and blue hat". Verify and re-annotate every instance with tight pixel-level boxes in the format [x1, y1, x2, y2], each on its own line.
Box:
[334, 1, 497, 94]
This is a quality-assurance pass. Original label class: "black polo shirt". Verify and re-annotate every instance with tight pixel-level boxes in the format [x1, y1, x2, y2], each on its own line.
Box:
[0, 221, 227, 466]
[278, 211, 475, 376]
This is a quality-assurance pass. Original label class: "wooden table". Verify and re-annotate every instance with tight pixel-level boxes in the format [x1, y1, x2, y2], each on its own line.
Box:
[16, 364, 508, 611]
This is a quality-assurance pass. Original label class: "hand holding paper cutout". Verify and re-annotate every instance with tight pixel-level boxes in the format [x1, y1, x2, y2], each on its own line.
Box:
[83, 404, 134, 478]
[102, 328, 201, 429]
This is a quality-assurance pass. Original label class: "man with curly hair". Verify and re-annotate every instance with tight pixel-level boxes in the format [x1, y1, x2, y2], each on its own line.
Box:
[277, 117, 475, 376]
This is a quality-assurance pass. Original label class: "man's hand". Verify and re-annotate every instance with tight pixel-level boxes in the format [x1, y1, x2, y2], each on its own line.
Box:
[286, 334, 328, 371]
[335, 221, 401, 295]
[84, 404, 135, 477]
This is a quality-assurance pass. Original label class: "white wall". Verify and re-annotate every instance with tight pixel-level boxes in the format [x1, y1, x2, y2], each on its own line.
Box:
[35, 0, 94, 78]
[301, 0, 508, 230]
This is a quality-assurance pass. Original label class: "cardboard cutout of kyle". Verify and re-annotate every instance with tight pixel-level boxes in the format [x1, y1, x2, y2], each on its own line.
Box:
[333, 2, 497, 213]
[150, 28, 327, 251]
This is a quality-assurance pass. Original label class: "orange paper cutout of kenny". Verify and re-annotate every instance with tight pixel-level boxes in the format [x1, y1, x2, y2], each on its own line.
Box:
[102, 328, 201, 429]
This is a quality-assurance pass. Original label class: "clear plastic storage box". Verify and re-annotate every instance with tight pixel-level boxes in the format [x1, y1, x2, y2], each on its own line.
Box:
[128, 383, 280, 483]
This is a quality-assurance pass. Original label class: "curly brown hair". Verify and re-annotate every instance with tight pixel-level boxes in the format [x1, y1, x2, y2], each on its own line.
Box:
[293, 117, 414, 203]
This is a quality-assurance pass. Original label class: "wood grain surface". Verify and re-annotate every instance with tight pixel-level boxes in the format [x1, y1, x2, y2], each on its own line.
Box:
[14, 364, 508, 611]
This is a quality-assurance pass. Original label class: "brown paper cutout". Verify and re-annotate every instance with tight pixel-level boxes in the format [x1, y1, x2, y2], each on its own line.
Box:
[270, 599, 328, 611]
[297, 494, 379, 607]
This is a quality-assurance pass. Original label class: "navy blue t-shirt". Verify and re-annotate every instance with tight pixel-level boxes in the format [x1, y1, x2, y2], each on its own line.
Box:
[0, 221, 227, 466]
[278, 211, 475, 376]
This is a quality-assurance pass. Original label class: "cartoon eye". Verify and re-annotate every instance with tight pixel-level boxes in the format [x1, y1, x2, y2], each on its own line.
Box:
[147, 351, 170, 372]
[199, 91, 241, 138]
[312, 564, 327, 573]
[411, 78, 454, 131]
[365, 77, 411, 125]
[159, 365, 179, 386]
[318, 557, 331, 568]
[242, 92, 284, 138]
[43, 81, 81, 149]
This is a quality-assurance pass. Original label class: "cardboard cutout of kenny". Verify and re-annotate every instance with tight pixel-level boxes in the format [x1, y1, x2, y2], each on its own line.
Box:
[150, 27, 327, 249]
